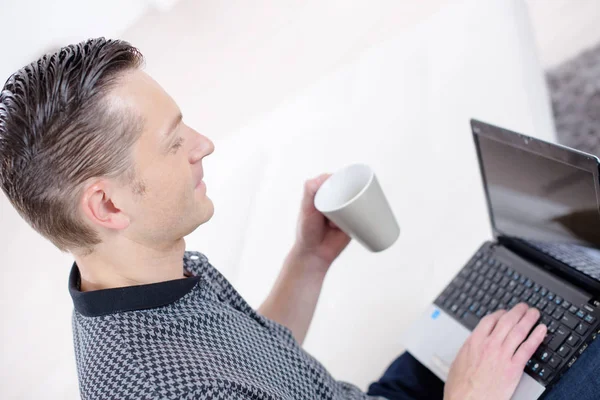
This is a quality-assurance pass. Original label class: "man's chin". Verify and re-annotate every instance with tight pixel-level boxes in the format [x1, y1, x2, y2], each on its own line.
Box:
[183, 201, 214, 236]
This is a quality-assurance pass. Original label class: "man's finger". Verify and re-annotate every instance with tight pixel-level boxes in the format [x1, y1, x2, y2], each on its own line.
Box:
[512, 324, 547, 367]
[301, 174, 331, 211]
[502, 307, 541, 353]
[490, 303, 529, 343]
[471, 309, 506, 343]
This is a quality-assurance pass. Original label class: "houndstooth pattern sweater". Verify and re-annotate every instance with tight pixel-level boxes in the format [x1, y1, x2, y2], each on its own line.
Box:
[69, 251, 376, 400]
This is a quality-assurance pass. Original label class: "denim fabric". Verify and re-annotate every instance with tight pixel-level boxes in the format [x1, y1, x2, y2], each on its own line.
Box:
[366, 352, 444, 400]
[367, 336, 600, 400]
[541, 333, 600, 400]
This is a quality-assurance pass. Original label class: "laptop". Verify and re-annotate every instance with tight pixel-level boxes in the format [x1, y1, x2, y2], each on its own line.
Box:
[402, 119, 600, 400]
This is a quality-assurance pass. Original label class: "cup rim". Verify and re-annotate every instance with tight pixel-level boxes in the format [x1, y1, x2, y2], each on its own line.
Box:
[314, 163, 374, 213]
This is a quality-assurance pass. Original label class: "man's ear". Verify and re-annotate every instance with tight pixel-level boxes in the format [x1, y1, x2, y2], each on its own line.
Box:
[80, 180, 130, 231]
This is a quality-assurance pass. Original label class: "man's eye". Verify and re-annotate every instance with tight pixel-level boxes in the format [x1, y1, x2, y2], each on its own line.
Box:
[171, 137, 184, 152]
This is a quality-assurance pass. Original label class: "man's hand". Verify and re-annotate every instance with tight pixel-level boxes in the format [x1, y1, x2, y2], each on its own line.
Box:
[445, 303, 547, 400]
[293, 173, 351, 268]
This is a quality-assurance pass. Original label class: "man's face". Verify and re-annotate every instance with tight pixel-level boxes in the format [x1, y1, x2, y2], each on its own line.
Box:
[108, 70, 215, 246]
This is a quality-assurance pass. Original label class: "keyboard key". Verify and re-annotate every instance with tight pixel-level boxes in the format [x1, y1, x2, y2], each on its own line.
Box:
[584, 314, 596, 324]
[452, 277, 466, 288]
[548, 327, 569, 350]
[576, 310, 586, 319]
[538, 349, 552, 362]
[489, 298, 499, 311]
[482, 294, 492, 306]
[543, 333, 552, 345]
[554, 296, 563, 306]
[489, 283, 499, 295]
[464, 297, 474, 309]
[576, 322, 589, 335]
[496, 288, 506, 299]
[557, 345, 571, 358]
[469, 302, 480, 313]
[544, 303, 556, 315]
[569, 306, 579, 314]
[531, 362, 541, 372]
[541, 315, 552, 327]
[583, 304, 595, 313]
[514, 286, 525, 296]
[475, 290, 485, 301]
[528, 294, 541, 307]
[561, 314, 579, 329]
[482, 279, 492, 291]
[526, 358, 533, 369]
[566, 334, 580, 347]
[548, 321, 559, 333]
[450, 304, 459, 313]
[552, 309, 564, 320]
[513, 272, 521, 281]
[547, 292, 555, 301]
[462, 312, 480, 329]
[533, 283, 541, 292]
[540, 287, 548, 296]
[537, 299, 548, 310]
[538, 367, 553, 380]
[524, 279, 533, 288]
[548, 355, 562, 369]
[562, 300, 571, 309]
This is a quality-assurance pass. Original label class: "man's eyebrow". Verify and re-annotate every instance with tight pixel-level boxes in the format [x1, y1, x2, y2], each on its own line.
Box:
[164, 112, 183, 138]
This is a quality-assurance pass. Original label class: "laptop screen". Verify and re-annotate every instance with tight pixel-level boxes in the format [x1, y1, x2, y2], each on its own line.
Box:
[477, 133, 600, 282]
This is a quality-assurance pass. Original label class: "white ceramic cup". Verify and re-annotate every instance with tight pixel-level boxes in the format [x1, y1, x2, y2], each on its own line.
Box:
[314, 163, 400, 252]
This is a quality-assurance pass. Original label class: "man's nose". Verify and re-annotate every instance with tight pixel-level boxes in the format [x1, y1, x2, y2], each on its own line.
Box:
[189, 134, 214, 164]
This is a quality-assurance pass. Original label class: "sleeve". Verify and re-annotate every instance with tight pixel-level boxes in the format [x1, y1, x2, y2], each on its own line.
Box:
[184, 386, 287, 400]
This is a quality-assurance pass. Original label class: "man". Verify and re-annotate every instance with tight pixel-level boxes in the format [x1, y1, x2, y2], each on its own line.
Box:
[1, 38, 598, 400]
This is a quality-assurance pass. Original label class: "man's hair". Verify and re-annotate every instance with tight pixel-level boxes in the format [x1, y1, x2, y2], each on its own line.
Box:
[0, 38, 144, 252]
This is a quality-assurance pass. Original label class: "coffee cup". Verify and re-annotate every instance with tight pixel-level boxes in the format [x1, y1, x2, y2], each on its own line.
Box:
[314, 163, 400, 252]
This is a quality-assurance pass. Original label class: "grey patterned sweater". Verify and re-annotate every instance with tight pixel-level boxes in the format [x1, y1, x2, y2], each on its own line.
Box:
[69, 251, 374, 400]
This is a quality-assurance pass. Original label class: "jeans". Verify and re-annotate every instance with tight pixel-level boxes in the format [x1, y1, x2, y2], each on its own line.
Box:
[367, 335, 600, 400]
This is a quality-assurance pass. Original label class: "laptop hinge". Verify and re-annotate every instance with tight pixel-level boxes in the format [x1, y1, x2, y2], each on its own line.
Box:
[497, 236, 600, 295]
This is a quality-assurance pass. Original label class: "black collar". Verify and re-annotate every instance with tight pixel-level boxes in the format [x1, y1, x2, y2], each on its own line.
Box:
[68, 262, 201, 317]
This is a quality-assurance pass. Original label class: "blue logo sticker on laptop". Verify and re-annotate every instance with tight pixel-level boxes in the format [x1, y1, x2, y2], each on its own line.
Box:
[431, 309, 441, 320]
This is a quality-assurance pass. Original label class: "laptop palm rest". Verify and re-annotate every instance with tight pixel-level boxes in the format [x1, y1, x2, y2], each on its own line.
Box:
[401, 305, 546, 400]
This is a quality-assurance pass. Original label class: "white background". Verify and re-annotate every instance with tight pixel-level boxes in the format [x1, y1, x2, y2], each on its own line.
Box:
[1, 0, 600, 399]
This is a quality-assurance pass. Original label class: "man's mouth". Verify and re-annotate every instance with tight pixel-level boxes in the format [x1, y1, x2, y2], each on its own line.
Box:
[195, 175, 205, 189]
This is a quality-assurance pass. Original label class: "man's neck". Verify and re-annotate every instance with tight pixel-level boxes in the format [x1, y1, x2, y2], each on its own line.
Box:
[75, 237, 188, 292]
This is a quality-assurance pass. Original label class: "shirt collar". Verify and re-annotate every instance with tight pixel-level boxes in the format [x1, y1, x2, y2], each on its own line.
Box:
[68, 254, 201, 317]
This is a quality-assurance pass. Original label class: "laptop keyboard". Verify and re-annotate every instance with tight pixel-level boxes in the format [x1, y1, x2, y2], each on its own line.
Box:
[434, 248, 598, 386]
[526, 240, 600, 281]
